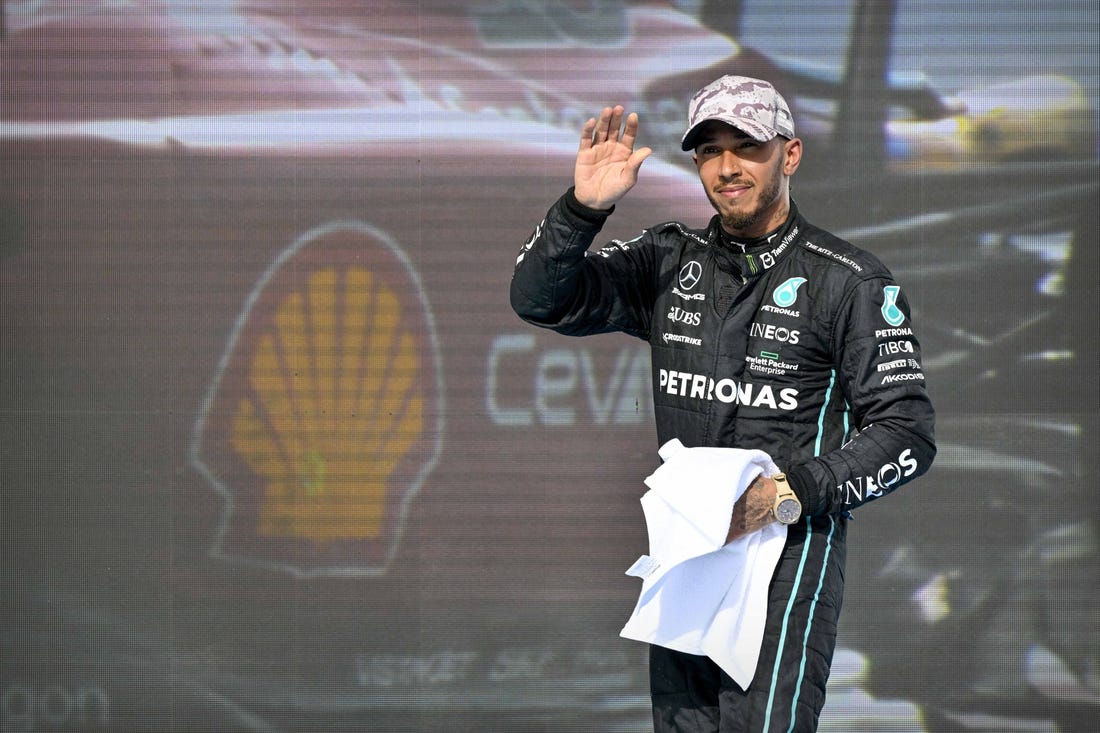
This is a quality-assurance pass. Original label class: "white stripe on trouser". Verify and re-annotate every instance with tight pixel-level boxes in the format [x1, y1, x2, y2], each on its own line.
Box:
[761, 516, 835, 732]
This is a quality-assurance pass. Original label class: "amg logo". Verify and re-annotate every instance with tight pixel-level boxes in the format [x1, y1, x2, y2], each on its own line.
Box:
[672, 287, 706, 301]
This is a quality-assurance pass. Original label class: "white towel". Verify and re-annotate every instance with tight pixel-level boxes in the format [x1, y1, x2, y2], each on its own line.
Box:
[620, 439, 788, 688]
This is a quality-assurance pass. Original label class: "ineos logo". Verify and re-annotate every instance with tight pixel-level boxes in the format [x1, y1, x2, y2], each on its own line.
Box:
[678, 261, 702, 290]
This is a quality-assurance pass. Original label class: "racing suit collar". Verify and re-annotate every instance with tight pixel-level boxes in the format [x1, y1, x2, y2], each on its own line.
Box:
[709, 201, 803, 278]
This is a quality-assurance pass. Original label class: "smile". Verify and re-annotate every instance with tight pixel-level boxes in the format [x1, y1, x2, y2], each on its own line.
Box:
[717, 186, 750, 199]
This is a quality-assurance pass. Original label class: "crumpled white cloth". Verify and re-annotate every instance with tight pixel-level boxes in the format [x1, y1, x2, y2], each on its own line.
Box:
[620, 438, 788, 688]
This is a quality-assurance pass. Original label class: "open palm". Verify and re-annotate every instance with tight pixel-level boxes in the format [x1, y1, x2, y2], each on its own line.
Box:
[574, 106, 653, 210]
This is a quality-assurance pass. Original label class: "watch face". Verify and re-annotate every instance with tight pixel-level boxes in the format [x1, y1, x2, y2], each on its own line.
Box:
[776, 498, 801, 524]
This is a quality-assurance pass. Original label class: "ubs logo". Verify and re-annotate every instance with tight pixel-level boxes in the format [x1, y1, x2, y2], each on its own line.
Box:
[191, 222, 443, 577]
[667, 306, 701, 326]
[678, 261, 702, 290]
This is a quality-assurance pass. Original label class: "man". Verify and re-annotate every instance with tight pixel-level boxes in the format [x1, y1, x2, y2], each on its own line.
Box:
[509, 75, 936, 732]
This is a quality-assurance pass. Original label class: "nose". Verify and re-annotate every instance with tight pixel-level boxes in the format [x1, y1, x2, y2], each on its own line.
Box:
[717, 150, 741, 179]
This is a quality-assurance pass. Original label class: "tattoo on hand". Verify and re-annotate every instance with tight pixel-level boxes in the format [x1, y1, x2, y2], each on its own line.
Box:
[726, 476, 776, 544]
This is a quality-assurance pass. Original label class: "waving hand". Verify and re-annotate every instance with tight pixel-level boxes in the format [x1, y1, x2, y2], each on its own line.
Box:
[574, 106, 653, 210]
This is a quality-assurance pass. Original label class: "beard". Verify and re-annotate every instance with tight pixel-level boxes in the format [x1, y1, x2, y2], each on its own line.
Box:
[708, 154, 785, 234]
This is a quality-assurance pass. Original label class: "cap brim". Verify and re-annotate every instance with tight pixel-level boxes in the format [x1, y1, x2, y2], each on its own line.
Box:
[680, 116, 775, 151]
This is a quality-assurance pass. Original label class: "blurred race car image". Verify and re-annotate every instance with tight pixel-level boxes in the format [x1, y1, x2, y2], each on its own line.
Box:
[884, 73, 1097, 168]
[642, 58, 1097, 169]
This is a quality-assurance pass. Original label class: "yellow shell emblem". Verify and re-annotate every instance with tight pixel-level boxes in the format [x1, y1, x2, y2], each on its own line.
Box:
[231, 265, 422, 541]
[192, 222, 442, 576]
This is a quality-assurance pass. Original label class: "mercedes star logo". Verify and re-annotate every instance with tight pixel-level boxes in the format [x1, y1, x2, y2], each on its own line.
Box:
[678, 261, 703, 290]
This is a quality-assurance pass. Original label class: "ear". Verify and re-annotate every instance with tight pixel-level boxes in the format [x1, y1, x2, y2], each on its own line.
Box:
[783, 138, 803, 175]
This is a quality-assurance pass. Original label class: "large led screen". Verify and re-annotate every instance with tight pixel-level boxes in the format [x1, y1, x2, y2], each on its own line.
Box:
[2, 1, 1097, 731]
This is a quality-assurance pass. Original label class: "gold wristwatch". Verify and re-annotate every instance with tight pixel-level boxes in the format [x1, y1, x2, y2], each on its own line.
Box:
[771, 473, 802, 525]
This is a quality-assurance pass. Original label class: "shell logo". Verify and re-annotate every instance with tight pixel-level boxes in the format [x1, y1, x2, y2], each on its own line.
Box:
[191, 222, 443, 577]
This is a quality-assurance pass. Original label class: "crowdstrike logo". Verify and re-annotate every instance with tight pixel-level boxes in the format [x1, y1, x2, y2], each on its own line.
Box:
[678, 261, 703, 290]
[662, 332, 702, 346]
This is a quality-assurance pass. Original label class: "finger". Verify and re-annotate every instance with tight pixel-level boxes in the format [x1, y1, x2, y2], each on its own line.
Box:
[579, 116, 597, 150]
[620, 111, 641, 149]
[627, 146, 653, 176]
[606, 105, 625, 142]
[589, 105, 607, 143]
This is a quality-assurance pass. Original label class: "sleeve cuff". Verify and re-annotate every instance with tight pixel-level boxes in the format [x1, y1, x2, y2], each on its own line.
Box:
[784, 464, 825, 518]
[562, 186, 614, 226]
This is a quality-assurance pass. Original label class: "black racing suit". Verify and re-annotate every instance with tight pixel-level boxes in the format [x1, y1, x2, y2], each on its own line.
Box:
[510, 189, 936, 732]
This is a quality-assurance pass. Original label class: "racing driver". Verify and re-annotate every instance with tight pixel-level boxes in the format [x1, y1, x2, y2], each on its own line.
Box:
[509, 75, 937, 732]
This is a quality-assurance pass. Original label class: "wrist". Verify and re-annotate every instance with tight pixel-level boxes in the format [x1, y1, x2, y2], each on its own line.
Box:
[564, 187, 614, 221]
[771, 472, 802, 524]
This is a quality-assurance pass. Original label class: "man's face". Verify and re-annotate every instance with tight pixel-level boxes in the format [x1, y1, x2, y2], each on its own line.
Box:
[692, 121, 802, 238]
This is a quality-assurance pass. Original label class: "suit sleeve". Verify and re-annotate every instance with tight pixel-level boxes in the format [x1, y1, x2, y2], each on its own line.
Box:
[786, 275, 937, 516]
[510, 188, 657, 339]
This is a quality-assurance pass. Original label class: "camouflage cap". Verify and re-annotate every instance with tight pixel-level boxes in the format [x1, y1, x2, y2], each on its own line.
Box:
[681, 75, 795, 151]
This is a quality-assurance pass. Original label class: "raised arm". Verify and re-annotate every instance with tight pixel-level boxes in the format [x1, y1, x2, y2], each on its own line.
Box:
[509, 107, 658, 339]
